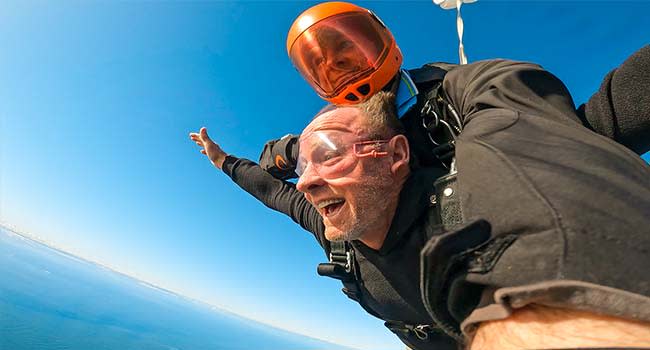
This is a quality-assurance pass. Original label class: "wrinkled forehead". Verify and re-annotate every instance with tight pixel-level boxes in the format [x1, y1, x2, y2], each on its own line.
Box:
[299, 130, 358, 154]
[313, 25, 348, 49]
[301, 107, 367, 140]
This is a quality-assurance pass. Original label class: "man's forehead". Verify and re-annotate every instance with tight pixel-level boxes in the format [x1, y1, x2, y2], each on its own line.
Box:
[303, 107, 366, 135]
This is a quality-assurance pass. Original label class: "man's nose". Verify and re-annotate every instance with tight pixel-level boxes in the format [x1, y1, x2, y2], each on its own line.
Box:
[326, 54, 351, 71]
[296, 164, 326, 194]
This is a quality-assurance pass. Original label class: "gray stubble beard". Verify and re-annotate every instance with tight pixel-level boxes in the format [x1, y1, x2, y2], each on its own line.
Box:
[330, 173, 395, 243]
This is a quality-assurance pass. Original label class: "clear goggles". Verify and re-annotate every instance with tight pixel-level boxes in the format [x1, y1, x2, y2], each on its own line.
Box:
[296, 130, 391, 179]
[289, 12, 392, 99]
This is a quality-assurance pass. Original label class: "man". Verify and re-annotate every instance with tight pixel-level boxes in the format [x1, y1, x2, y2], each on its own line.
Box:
[270, 6, 650, 347]
[263, 2, 650, 179]
[191, 87, 650, 349]
[191, 103, 457, 350]
[294, 87, 650, 349]
[192, 2, 650, 348]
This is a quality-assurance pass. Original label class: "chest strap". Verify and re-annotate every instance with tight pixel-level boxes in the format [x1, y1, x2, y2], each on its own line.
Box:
[317, 241, 382, 319]
[419, 84, 463, 170]
[318, 242, 445, 343]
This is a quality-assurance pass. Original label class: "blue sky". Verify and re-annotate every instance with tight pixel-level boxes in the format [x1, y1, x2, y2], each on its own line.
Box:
[1, 1, 648, 349]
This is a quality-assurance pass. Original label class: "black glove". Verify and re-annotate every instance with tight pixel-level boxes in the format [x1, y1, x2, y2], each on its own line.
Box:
[259, 134, 300, 180]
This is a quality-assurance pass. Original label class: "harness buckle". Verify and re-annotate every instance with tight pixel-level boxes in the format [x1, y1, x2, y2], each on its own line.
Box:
[344, 251, 351, 273]
[421, 100, 441, 147]
[328, 250, 352, 273]
[413, 324, 433, 340]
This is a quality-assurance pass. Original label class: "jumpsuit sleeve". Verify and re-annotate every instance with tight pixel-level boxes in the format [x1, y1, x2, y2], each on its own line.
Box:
[441, 59, 581, 128]
[429, 59, 650, 335]
[221, 155, 329, 251]
[576, 45, 650, 155]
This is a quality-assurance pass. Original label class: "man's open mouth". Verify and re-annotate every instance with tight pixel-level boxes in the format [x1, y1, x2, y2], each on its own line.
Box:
[318, 198, 345, 217]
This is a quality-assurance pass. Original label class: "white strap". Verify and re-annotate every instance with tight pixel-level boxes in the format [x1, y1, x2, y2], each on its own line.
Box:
[433, 0, 476, 65]
[456, 1, 468, 65]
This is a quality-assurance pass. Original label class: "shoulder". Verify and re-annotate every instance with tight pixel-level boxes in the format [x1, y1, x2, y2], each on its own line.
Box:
[444, 59, 547, 85]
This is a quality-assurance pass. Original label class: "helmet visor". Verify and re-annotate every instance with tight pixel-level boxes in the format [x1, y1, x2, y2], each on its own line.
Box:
[289, 12, 392, 98]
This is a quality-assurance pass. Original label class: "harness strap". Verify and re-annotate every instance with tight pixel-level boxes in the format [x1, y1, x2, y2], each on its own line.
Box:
[315, 185, 465, 340]
[319, 237, 448, 343]
[315, 63, 467, 342]
[384, 321, 444, 341]
[317, 241, 383, 320]
[420, 83, 463, 169]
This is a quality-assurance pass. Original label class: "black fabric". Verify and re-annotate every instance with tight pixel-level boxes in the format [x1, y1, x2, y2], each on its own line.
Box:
[577, 45, 650, 155]
[401, 63, 454, 168]
[408, 63, 450, 85]
[420, 219, 492, 340]
[258, 134, 300, 180]
[223, 158, 457, 349]
[220, 56, 650, 349]
[433, 172, 464, 229]
[347, 166, 457, 350]
[428, 59, 650, 334]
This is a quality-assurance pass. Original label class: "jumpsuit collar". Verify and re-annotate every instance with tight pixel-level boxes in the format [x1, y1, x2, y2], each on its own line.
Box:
[395, 69, 419, 118]
[378, 166, 447, 255]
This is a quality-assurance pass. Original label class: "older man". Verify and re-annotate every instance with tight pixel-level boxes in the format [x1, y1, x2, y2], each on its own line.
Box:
[192, 100, 457, 349]
[193, 87, 650, 350]
[294, 100, 411, 248]
[294, 87, 650, 349]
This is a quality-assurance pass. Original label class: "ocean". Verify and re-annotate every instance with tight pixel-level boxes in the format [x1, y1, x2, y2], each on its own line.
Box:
[0, 227, 354, 350]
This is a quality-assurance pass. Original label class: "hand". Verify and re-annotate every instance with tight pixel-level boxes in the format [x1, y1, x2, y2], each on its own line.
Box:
[189, 127, 227, 169]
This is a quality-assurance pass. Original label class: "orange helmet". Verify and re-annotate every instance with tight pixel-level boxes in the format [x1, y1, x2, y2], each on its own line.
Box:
[286, 2, 403, 105]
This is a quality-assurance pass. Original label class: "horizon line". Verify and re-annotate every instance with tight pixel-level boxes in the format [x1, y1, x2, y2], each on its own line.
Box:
[0, 222, 360, 350]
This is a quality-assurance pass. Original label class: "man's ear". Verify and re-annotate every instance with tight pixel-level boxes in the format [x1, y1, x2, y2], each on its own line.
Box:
[389, 134, 410, 176]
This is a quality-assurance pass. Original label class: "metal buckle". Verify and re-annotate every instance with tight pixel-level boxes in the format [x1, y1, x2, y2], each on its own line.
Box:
[328, 250, 352, 273]
[421, 100, 441, 147]
[421, 99, 459, 148]
[413, 324, 433, 340]
[344, 251, 352, 273]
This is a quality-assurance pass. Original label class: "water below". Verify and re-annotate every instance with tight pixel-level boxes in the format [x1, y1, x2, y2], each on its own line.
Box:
[0, 227, 354, 350]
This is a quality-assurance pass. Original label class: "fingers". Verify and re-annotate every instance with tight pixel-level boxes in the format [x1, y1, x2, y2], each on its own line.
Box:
[190, 131, 207, 156]
[190, 129, 209, 142]
[200, 127, 211, 142]
[190, 128, 213, 142]
[190, 134, 203, 146]
[190, 128, 216, 158]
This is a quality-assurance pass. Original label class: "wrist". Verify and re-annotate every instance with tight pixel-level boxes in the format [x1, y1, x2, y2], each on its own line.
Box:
[212, 153, 227, 169]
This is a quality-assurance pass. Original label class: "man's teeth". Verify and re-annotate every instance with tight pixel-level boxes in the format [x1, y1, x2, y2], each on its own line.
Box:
[317, 199, 344, 209]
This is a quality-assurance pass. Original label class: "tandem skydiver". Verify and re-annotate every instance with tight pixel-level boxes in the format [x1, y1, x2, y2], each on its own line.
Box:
[190, 2, 650, 349]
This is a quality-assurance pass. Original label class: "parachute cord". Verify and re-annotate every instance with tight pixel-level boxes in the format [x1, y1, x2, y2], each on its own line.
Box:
[456, 1, 468, 65]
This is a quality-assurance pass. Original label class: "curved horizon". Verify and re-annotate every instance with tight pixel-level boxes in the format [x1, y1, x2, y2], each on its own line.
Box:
[1, 1, 648, 349]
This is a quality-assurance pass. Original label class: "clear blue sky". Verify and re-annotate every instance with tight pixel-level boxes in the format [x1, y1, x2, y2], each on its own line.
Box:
[1, 1, 648, 349]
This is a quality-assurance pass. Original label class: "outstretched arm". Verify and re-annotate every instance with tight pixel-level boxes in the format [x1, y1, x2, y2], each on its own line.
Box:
[221, 156, 327, 249]
[577, 45, 650, 155]
[189, 128, 327, 249]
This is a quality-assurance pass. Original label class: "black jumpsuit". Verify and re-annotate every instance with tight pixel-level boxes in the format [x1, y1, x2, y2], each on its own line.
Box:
[221, 49, 650, 349]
